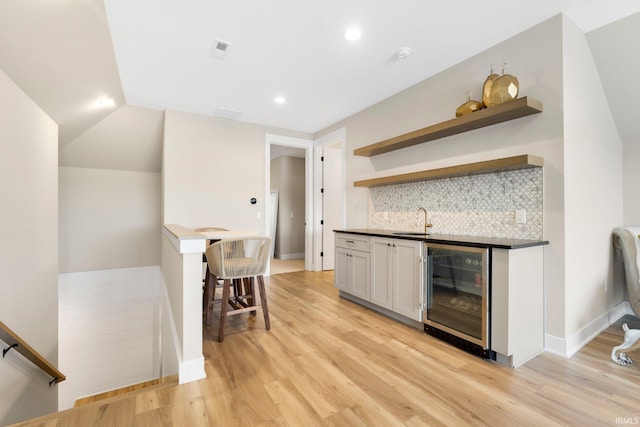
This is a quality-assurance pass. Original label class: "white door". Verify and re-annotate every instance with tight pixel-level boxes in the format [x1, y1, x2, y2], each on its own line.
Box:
[321, 145, 342, 270]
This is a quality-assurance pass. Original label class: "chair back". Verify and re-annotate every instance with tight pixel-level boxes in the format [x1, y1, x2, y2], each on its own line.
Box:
[206, 236, 271, 279]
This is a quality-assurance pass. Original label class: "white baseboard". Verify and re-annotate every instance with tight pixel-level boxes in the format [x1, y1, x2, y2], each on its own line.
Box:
[545, 301, 631, 358]
[275, 252, 304, 260]
[178, 356, 206, 384]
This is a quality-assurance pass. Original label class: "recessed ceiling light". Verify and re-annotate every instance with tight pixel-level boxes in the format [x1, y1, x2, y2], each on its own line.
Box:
[274, 96, 286, 104]
[97, 97, 115, 108]
[396, 47, 412, 59]
[344, 27, 362, 41]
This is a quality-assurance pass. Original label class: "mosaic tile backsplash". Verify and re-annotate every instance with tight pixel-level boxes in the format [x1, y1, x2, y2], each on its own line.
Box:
[368, 168, 543, 240]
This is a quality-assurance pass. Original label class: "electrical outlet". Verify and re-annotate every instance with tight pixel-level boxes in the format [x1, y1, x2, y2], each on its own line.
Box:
[515, 209, 526, 224]
[383, 211, 389, 220]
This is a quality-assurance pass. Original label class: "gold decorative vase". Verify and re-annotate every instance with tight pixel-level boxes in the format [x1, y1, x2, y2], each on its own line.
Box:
[485, 63, 519, 107]
[455, 92, 483, 117]
[482, 65, 499, 107]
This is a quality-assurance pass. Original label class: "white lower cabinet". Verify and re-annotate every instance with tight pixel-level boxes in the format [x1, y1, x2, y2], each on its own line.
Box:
[336, 232, 546, 367]
[371, 237, 423, 321]
[335, 234, 370, 300]
[491, 246, 544, 367]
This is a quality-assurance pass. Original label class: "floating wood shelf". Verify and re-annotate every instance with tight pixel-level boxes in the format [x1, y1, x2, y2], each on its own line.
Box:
[353, 97, 543, 157]
[353, 154, 544, 188]
[0, 320, 66, 384]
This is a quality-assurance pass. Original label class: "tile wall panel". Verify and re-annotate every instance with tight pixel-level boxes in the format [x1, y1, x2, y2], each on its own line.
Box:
[368, 168, 543, 239]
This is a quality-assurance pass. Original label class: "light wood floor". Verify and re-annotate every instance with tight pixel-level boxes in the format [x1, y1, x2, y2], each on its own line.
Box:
[270, 258, 304, 275]
[11, 270, 640, 426]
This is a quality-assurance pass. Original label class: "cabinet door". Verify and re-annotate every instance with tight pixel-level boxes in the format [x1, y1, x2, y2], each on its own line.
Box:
[393, 239, 423, 321]
[371, 238, 393, 309]
[334, 247, 350, 292]
[350, 250, 370, 300]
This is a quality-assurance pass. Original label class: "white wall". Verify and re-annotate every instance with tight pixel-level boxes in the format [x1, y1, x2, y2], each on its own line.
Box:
[58, 267, 161, 410]
[59, 167, 161, 273]
[162, 110, 310, 231]
[623, 143, 640, 224]
[317, 17, 567, 338]
[561, 16, 624, 342]
[0, 70, 59, 425]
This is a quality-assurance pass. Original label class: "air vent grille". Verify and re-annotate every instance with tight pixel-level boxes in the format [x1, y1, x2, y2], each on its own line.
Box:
[210, 39, 232, 59]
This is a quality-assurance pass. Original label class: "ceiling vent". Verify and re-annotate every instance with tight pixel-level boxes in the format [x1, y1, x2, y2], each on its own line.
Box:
[213, 107, 242, 120]
[210, 39, 232, 60]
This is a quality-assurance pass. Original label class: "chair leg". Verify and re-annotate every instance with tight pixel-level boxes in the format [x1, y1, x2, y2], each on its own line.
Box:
[248, 277, 256, 315]
[203, 268, 214, 326]
[219, 278, 232, 342]
[256, 275, 270, 330]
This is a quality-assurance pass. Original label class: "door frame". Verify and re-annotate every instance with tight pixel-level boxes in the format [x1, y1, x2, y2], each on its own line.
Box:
[265, 134, 314, 272]
[313, 128, 346, 271]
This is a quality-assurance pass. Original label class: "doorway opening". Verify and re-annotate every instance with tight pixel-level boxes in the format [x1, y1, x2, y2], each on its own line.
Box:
[265, 134, 313, 275]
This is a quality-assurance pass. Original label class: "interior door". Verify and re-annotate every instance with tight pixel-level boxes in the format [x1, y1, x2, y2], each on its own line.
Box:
[321, 145, 342, 270]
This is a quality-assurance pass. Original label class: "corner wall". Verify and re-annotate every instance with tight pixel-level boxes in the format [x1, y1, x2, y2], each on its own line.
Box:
[0, 70, 59, 425]
[59, 167, 161, 273]
[561, 16, 624, 346]
[162, 110, 310, 231]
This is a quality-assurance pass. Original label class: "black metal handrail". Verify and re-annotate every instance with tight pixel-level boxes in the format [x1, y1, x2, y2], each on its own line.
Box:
[1, 320, 66, 386]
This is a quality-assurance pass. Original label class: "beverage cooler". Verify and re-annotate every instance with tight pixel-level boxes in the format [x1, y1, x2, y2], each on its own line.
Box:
[424, 243, 495, 359]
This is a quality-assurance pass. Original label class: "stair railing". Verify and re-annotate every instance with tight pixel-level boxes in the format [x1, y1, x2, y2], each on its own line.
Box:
[1, 320, 66, 386]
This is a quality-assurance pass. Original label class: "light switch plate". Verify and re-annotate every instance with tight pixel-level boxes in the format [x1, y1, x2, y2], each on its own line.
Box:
[515, 209, 526, 224]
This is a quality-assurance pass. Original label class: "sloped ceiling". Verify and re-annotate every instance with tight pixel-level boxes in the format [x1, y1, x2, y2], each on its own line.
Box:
[59, 105, 164, 172]
[588, 12, 640, 143]
[1, 0, 640, 172]
[0, 0, 125, 147]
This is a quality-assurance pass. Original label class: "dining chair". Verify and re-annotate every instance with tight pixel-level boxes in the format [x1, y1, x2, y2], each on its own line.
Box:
[205, 236, 271, 342]
[195, 227, 228, 325]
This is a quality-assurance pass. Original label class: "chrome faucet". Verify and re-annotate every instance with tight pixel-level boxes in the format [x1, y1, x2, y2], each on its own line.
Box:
[417, 207, 433, 234]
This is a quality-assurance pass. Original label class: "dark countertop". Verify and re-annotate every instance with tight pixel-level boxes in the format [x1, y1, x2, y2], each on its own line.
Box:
[335, 229, 549, 250]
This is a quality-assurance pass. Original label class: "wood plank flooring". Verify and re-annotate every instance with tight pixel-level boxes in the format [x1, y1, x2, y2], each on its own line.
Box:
[11, 270, 640, 426]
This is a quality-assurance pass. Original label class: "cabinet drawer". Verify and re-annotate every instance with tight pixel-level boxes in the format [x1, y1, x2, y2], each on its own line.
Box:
[335, 234, 370, 252]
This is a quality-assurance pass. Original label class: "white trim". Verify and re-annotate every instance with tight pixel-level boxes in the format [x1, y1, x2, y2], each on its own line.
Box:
[162, 226, 206, 254]
[265, 133, 314, 272]
[178, 356, 206, 384]
[276, 252, 305, 260]
[544, 301, 630, 358]
[313, 128, 346, 272]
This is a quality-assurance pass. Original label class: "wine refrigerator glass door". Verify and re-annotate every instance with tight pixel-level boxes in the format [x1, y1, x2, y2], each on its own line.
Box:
[425, 243, 488, 348]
